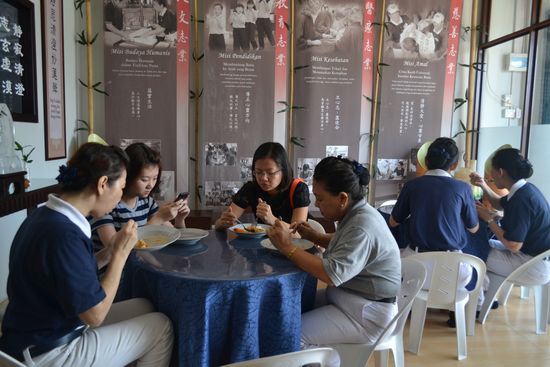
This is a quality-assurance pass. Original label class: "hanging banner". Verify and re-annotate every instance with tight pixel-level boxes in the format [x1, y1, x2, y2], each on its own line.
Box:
[104, 1, 190, 189]
[374, 0, 462, 195]
[201, 0, 288, 207]
[292, 0, 367, 192]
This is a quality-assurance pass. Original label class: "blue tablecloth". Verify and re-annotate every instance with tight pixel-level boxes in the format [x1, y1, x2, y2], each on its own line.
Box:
[121, 230, 315, 367]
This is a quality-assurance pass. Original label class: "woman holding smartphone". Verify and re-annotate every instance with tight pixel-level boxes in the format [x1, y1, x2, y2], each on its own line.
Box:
[91, 143, 189, 251]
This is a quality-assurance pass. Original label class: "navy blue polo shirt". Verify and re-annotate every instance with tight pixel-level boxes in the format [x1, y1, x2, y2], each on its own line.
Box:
[0, 206, 105, 358]
[391, 174, 478, 251]
[500, 183, 550, 257]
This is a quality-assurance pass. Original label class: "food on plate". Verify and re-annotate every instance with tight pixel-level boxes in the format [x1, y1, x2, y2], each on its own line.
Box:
[135, 239, 149, 249]
[233, 225, 266, 233]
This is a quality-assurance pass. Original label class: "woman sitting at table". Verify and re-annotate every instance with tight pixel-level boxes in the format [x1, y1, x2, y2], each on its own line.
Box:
[470, 148, 550, 285]
[389, 137, 479, 259]
[91, 142, 189, 251]
[268, 156, 401, 357]
[0, 143, 173, 366]
[215, 142, 310, 231]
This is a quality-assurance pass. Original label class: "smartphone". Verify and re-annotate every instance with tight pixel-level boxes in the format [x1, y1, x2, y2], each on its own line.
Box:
[175, 192, 189, 202]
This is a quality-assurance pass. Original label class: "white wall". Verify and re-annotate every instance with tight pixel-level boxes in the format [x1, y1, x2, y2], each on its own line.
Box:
[0, 2, 79, 299]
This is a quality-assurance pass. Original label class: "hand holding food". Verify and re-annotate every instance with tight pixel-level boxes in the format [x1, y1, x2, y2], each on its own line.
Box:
[290, 221, 317, 242]
[112, 220, 138, 257]
[469, 172, 486, 188]
[256, 198, 275, 225]
[267, 220, 293, 252]
[475, 201, 493, 222]
[218, 206, 238, 229]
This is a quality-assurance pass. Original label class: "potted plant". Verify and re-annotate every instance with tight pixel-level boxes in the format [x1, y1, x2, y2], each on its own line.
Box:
[14, 141, 35, 188]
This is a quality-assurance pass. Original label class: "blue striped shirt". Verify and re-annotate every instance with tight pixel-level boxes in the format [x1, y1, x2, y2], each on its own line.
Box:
[90, 197, 159, 249]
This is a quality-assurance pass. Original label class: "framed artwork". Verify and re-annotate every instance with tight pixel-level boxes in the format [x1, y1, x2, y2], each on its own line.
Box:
[0, 0, 38, 122]
[41, 0, 66, 159]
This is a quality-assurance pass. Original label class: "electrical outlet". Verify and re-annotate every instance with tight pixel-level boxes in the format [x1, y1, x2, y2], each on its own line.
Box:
[503, 108, 516, 118]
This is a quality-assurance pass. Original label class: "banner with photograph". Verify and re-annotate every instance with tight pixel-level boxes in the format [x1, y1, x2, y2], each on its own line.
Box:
[104, 1, 190, 193]
[374, 0, 462, 195]
[292, 0, 367, 192]
[201, 0, 289, 207]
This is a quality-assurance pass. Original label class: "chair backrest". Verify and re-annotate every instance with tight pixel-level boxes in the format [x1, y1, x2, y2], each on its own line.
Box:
[506, 247, 550, 286]
[410, 252, 486, 306]
[220, 347, 336, 367]
[377, 258, 427, 343]
[377, 199, 397, 209]
[0, 350, 26, 367]
[307, 219, 326, 234]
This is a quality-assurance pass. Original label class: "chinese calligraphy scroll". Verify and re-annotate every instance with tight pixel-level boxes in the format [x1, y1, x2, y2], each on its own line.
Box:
[0, 0, 37, 122]
[42, 0, 66, 159]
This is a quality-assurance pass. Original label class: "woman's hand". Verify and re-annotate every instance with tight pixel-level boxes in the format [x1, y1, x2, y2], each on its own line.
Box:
[267, 220, 294, 253]
[290, 221, 317, 243]
[256, 198, 275, 225]
[475, 201, 494, 222]
[157, 201, 182, 222]
[470, 172, 486, 188]
[216, 206, 238, 230]
[110, 220, 138, 259]
[174, 199, 190, 228]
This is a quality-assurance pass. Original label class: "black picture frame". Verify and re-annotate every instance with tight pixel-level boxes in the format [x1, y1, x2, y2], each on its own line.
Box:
[0, 0, 38, 123]
[41, 0, 66, 159]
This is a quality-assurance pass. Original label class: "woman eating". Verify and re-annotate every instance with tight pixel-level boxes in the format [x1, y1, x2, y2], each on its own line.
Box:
[470, 147, 550, 285]
[215, 142, 310, 231]
[267, 156, 401, 357]
[0, 143, 173, 366]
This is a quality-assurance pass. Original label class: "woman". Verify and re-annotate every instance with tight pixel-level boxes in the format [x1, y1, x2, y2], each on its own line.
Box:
[470, 148, 550, 283]
[0, 143, 173, 366]
[268, 156, 401, 353]
[215, 142, 309, 230]
[91, 142, 189, 251]
[390, 138, 479, 254]
[390, 138, 478, 287]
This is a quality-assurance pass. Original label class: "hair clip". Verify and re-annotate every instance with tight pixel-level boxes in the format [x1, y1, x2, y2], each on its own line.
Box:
[352, 161, 367, 176]
[56, 165, 78, 185]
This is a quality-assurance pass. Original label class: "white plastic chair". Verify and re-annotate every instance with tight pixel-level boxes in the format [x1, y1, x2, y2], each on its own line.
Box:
[307, 219, 326, 234]
[329, 258, 427, 367]
[408, 252, 486, 360]
[0, 350, 26, 367]
[377, 200, 397, 209]
[477, 248, 550, 334]
[219, 347, 337, 366]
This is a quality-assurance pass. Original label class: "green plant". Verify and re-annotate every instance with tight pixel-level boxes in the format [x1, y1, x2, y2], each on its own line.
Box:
[14, 141, 35, 164]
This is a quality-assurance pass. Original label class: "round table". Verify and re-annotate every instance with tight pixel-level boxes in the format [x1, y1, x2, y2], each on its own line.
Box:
[121, 230, 316, 367]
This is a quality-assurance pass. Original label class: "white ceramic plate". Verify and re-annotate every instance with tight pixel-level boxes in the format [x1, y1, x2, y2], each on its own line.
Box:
[134, 225, 181, 251]
[175, 228, 209, 245]
[260, 238, 315, 252]
[228, 223, 270, 238]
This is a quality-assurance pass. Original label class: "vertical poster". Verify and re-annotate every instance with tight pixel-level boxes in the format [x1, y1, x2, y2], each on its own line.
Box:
[292, 0, 366, 193]
[104, 0, 190, 190]
[201, 0, 288, 207]
[374, 0, 462, 197]
[42, 0, 66, 159]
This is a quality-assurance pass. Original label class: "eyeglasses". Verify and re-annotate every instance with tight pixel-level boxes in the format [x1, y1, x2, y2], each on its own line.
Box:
[253, 170, 281, 179]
